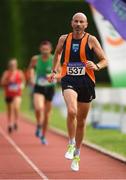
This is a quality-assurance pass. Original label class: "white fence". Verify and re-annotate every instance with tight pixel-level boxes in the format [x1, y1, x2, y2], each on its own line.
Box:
[53, 88, 126, 134]
[91, 88, 126, 133]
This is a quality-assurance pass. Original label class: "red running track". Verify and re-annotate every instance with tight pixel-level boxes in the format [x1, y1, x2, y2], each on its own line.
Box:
[0, 113, 126, 180]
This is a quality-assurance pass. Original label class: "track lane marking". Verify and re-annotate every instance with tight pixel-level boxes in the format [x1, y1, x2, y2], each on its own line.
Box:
[0, 127, 48, 180]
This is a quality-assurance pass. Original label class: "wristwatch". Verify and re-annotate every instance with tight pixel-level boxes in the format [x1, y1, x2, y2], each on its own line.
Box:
[52, 70, 57, 74]
[96, 64, 100, 71]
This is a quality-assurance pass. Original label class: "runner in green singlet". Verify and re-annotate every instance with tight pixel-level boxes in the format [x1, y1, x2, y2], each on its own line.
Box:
[28, 41, 55, 145]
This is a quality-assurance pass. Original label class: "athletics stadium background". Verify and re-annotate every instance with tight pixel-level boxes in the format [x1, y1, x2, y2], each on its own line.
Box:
[0, 0, 126, 158]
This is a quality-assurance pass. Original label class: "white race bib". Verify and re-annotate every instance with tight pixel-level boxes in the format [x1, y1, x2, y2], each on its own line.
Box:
[67, 62, 85, 76]
[37, 77, 49, 86]
[8, 84, 19, 91]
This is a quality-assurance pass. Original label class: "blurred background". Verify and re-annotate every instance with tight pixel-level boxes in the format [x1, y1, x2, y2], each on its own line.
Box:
[0, 0, 126, 158]
[0, 0, 110, 83]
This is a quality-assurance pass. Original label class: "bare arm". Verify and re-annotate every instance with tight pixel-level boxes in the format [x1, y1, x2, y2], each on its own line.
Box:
[28, 55, 38, 84]
[1, 71, 8, 86]
[18, 70, 25, 89]
[87, 35, 108, 70]
[28, 55, 38, 69]
[48, 35, 67, 82]
[52, 34, 67, 72]
[20, 70, 25, 82]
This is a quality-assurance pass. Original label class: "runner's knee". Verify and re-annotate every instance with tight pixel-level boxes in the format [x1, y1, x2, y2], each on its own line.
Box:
[34, 100, 43, 111]
[13, 97, 21, 108]
[68, 107, 77, 118]
[35, 105, 44, 112]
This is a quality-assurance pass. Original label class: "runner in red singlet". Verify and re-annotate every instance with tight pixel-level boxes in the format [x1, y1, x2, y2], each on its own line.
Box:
[1, 59, 25, 133]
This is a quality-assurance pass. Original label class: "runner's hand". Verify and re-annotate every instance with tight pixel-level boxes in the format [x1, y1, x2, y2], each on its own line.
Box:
[48, 72, 56, 83]
[86, 61, 98, 70]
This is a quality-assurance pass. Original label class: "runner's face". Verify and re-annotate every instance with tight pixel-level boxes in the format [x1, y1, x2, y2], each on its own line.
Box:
[71, 14, 88, 34]
[9, 60, 17, 71]
[40, 44, 52, 56]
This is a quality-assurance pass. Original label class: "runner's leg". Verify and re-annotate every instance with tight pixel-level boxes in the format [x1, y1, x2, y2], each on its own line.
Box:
[63, 89, 77, 141]
[34, 93, 45, 125]
[33, 93, 45, 137]
[75, 102, 91, 154]
[6, 101, 14, 133]
[63, 89, 77, 159]
[13, 96, 22, 129]
[71, 102, 91, 171]
[40, 100, 52, 144]
[42, 100, 52, 137]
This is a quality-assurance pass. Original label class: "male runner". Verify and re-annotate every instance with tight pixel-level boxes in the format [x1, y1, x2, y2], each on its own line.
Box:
[49, 12, 108, 171]
[1, 59, 25, 133]
[28, 41, 55, 145]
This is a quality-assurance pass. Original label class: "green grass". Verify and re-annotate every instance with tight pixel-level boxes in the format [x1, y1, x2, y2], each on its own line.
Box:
[51, 108, 126, 157]
[0, 89, 6, 112]
[86, 125, 126, 157]
[0, 87, 126, 157]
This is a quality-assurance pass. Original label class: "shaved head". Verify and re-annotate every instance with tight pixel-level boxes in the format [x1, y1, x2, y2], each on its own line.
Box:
[72, 12, 87, 22]
[71, 12, 88, 35]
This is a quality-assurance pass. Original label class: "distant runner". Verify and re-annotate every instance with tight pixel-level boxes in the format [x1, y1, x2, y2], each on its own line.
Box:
[1, 59, 25, 133]
[28, 41, 56, 145]
[49, 12, 108, 171]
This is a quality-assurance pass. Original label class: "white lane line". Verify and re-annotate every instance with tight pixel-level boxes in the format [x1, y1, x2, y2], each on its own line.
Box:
[0, 127, 48, 180]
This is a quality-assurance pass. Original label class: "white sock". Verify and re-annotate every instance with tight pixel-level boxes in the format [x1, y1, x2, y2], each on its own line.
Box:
[69, 138, 75, 145]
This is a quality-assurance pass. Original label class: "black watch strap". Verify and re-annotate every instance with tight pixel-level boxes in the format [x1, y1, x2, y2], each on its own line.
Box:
[96, 64, 100, 71]
[52, 70, 57, 74]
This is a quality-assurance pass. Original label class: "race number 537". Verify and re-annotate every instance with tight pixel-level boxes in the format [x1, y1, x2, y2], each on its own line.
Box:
[67, 63, 85, 76]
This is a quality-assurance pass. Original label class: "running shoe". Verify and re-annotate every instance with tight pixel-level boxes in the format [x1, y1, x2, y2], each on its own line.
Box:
[71, 155, 80, 171]
[65, 144, 75, 160]
[35, 127, 42, 138]
[40, 136, 48, 145]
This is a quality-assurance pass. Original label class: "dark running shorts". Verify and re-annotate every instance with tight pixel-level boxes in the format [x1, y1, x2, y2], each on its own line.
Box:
[61, 75, 96, 103]
[34, 85, 55, 101]
[5, 97, 14, 104]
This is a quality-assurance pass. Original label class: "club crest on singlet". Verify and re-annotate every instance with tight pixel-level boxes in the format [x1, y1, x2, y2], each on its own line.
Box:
[72, 44, 79, 52]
